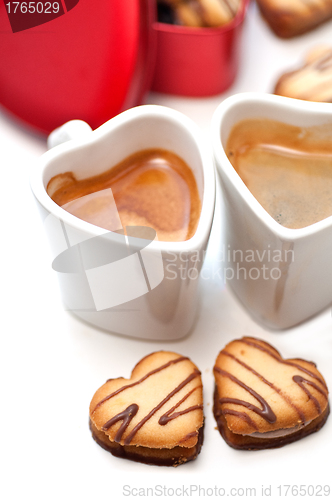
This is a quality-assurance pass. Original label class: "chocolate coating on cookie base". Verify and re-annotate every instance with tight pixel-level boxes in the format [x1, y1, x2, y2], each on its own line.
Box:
[90, 419, 204, 466]
[213, 386, 330, 450]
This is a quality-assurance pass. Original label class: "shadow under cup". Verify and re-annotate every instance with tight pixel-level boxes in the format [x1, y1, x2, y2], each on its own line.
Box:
[212, 93, 332, 330]
[31, 107, 215, 340]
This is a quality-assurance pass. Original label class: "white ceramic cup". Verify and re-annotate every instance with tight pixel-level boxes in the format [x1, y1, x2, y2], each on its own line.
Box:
[212, 93, 332, 329]
[31, 105, 215, 340]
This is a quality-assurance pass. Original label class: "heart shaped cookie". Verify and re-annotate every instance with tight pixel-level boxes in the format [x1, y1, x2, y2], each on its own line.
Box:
[256, 0, 332, 38]
[274, 46, 332, 102]
[89, 351, 204, 466]
[213, 337, 329, 450]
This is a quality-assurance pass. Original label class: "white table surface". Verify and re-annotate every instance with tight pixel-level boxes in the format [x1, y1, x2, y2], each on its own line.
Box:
[1, 3, 332, 499]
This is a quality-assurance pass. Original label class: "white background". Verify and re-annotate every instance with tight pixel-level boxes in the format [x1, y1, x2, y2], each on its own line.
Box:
[1, 3, 332, 499]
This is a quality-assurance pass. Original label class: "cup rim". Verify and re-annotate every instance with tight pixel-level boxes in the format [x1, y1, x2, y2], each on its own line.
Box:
[30, 104, 216, 253]
[153, 0, 250, 36]
[212, 92, 332, 241]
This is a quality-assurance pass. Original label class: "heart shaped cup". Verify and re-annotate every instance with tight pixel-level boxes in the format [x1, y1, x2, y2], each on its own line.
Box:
[212, 93, 332, 329]
[30, 105, 215, 340]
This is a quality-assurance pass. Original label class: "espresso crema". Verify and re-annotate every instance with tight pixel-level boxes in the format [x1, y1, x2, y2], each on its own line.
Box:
[47, 148, 201, 242]
[226, 119, 332, 229]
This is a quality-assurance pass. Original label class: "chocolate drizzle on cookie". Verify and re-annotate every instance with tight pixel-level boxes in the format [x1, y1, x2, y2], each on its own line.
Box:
[314, 52, 332, 72]
[213, 337, 330, 450]
[240, 337, 328, 391]
[219, 350, 306, 423]
[214, 337, 329, 430]
[92, 356, 189, 414]
[159, 387, 203, 426]
[89, 352, 204, 466]
[275, 47, 332, 102]
[293, 375, 327, 414]
[214, 366, 276, 424]
[102, 404, 139, 442]
[92, 355, 203, 446]
[123, 370, 201, 445]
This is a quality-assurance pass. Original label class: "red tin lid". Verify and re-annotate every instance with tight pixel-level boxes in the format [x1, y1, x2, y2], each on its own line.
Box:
[0, 0, 156, 134]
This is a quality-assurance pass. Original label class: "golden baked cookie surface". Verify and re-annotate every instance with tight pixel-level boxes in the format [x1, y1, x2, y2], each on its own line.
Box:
[213, 337, 329, 448]
[90, 351, 204, 461]
[275, 46, 332, 102]
[256, 0, 332, 38]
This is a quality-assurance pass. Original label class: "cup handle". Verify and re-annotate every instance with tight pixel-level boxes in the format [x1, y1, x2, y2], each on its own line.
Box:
[47, 120, 93, 150]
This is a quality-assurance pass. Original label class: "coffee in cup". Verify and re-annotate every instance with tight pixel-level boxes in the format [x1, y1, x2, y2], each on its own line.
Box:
[226, 118, 332, 229]
[47, 148, 201, 242]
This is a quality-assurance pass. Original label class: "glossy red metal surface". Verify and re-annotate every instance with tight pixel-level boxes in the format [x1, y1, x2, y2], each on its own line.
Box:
[151, 0, 249, 97]
[0, 0, 156, 134]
